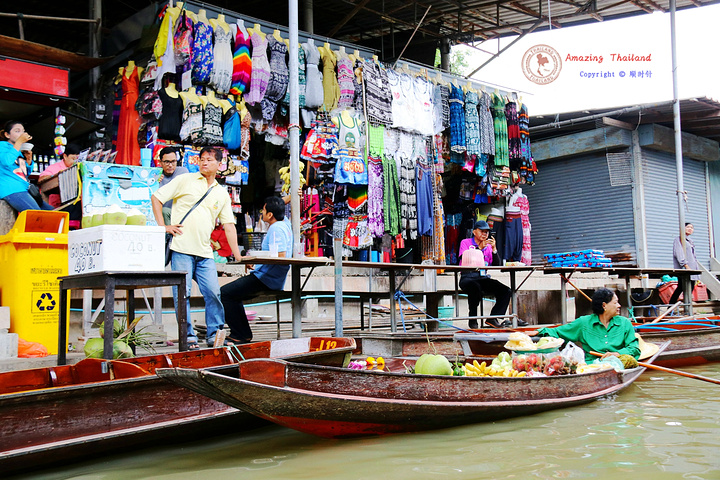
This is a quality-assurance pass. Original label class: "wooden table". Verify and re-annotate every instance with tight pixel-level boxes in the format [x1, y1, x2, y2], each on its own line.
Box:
[233, 256, 537, 334]
[541, 266, 702, 322]
[57, 271, 188, 365]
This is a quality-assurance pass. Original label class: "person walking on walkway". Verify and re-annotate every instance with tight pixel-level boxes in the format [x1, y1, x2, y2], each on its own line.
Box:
[669, 222, 701, 305]
[152, 147, 241, 349]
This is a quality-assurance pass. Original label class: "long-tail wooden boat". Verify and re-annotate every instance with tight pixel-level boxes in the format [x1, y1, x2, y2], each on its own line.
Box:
[156, 343, 666, 439]
[634, 319, 720, 367]
[0, 337, 355, 473]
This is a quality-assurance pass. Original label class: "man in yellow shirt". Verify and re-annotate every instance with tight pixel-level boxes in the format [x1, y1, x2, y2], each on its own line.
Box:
[152, 147, 241, 349]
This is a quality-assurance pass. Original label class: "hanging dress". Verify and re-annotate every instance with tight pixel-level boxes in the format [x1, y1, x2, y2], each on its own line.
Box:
[282, 44, 306, 110]
[229, 27, 252, 96]
[363, 60, 393, 126]
[210, 24, 234, 95]
[260, 36, 289, 121]
[506, 99, 521, 171]
[191, 21, 214, 85]
[116, 68, 141, 165]
[303, 42, 323, 109]
[320, 47, 339, 112]
[336, 52, 355, 109]
[179, 96, 203, 144]
[201, 101, 224, 145]
[491, 93, 509, 167]
[245, 32, 270, 106]
[448, 84, 466, 158]
[478, 91, 495, 160]
[367, 124, 385, 238]
[157, 88, 183, 141]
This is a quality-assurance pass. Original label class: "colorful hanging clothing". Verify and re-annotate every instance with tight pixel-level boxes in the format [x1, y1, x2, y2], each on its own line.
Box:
[367, 124, 385, 238]
[282, 44, 306, 111]
[157, 88, 183, 141]
[334, 148, 367, 185]
[191, 21, 214, 85]
[352, 58, 363, 111]
[445, 212, 462, 265]
[416, 159, 434, 237]
[210, 24, 233, 94]
[153, 7, 179, 91]
[239, 108, 251, 159]
[478, 91, 495, 157]
[245, 32, 270, 105]
[116, 68, 141, 165]
[382, 153, 401, 237]
[200, 102, 223, 145]
[179, 95, 203, 144]
[514, 194, 532, 265]
[320, 47, 339, 112]
[491, 93, 509, 167]
[398, 132, 417, 240]
[363, 60, 393, 126]
[173, 11, 194, 90]
[506, 99, 521, 170]
[261, 36, 289, 120]
[337, 53, 355, 109]
[518, 103, 534, 182]
[303, 42, 323, 109]
[229, 26, 252, 96]
[464, 90, 481, 156]
[448, 84, 466, 155]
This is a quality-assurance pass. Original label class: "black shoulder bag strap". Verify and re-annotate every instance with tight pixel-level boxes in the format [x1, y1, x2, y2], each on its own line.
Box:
[178, 184, 215, 226]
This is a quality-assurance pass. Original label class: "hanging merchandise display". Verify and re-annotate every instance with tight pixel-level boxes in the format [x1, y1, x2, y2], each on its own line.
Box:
[110, 2, 538, 264]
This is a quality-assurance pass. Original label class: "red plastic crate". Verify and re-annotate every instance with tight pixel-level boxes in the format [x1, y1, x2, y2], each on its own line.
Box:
[657, 281, 708, 303]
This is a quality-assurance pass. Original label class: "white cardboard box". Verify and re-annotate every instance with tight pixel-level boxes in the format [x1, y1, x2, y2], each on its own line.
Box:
[68, 225, 165, 275]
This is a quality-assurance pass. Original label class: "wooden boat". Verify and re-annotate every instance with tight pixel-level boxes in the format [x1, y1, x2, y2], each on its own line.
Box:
[156, 343, 665, 439]
[0, 336, 355, 473]
[634, 319, 720, 367]
[454, 319, 720, 368]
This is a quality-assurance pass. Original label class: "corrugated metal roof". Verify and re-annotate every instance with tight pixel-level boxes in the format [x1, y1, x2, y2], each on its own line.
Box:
[531, 97, 720, 142]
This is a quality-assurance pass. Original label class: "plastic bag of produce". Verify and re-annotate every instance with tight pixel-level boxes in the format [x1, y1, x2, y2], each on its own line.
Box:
[560, 341, 586, 366]
[592, 355, 624, 372]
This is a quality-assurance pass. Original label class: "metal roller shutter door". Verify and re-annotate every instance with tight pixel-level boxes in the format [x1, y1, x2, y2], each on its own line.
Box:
[642, 149, 710, 269]
[525, 153, 636, 264]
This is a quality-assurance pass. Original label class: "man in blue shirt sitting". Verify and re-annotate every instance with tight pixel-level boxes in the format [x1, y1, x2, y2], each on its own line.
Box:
[221, 196, 293, 344]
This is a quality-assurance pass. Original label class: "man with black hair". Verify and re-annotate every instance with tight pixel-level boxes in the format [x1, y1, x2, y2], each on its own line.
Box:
[157, 146, 188, 225]
[152, 146, 242, 349]
[221, 195, 293, 344]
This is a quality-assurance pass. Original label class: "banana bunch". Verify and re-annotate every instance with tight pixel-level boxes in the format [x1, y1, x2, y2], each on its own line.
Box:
[279, 163, 306, 194]
[462, 360, 527, 377]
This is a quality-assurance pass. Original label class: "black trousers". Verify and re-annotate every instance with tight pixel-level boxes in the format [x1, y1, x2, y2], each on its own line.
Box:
[220, 273, 272, 342]
[668, 281, 696, 305]
[459, 271, 511, 317]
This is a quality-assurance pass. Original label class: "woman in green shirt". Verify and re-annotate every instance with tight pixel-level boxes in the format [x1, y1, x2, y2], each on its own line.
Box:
[532, 288, 640, 363]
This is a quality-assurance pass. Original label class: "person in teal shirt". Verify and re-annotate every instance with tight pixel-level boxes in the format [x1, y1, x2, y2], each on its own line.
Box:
[533, 288, 640, 363]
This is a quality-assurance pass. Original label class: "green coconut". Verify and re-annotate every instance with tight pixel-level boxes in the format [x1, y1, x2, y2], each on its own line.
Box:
[84, 337, 105, 358]
[103, 205, 127, 225]
[414, 353, 453, 375]
[112, 340, 134, 359]
[126, 207, 147, 226]
[91, 209, 105, 227]
[81, 213, 94, 229]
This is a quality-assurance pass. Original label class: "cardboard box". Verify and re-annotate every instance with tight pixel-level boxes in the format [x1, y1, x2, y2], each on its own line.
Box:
[69, 225, 165, 275]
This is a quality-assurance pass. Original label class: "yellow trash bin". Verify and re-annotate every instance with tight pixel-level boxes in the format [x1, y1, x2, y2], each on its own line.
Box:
[0, 210, 69, 354]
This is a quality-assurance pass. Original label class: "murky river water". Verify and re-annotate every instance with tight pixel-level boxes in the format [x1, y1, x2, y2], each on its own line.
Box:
[17, 364, 720, 480]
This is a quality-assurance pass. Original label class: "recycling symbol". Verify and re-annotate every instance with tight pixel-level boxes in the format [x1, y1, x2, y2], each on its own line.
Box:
[36, 293, 56, 311]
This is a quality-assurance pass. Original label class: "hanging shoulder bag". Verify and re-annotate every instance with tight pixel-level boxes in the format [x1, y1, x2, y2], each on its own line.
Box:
[165, 185, 215, 265]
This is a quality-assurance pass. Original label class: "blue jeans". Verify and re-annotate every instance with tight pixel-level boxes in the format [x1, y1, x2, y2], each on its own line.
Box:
[3, 191, 53, 212]
[171, 251, 225, 345]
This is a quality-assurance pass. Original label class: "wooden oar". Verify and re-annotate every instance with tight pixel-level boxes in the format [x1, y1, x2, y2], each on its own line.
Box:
[562, 276, 592, 302]
[589, 351, 720, 386]
[650, 301, 683, 323]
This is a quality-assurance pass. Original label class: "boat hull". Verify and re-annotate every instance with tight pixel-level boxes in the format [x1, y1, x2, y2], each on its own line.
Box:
[158, 355, 647, 439]
[0, 337, 355, 473]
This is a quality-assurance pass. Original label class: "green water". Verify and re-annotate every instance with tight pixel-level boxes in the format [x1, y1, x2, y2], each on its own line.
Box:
[19, 364, 720, 480]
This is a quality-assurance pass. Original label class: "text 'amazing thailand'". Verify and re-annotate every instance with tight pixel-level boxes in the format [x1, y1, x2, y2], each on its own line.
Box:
[564, 53, 652, 64]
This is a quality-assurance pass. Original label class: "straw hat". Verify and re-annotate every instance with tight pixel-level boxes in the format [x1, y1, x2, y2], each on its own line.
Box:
[635, 333, 659, 360]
